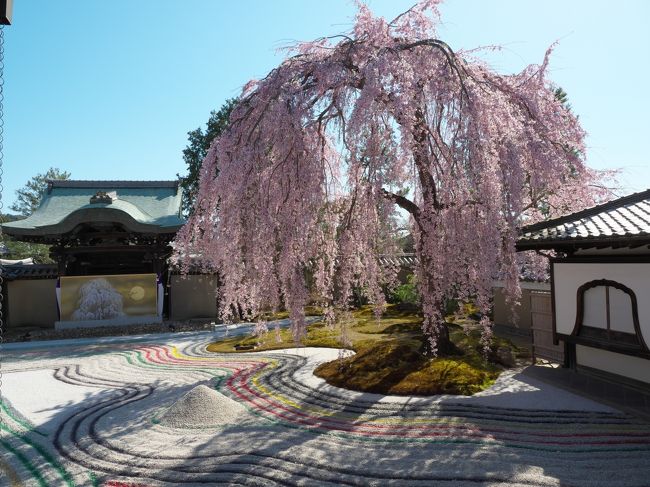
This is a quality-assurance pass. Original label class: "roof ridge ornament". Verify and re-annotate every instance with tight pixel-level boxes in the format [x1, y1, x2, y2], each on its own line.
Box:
[90, 191, 114, 204]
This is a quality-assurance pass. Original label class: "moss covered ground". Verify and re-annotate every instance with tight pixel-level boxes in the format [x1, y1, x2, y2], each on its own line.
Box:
[206, 305, 525, 396]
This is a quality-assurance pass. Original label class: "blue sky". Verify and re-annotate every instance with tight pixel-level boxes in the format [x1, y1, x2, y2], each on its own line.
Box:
[3, 0, 649, 210]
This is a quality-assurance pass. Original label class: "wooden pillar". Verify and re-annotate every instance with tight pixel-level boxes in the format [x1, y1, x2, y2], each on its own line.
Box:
[50, 246, 67, 276]
[564, 342, 577, 369]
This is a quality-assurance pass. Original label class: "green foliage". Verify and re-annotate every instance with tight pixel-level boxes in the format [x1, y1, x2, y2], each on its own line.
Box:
[179, 99, 237, 216]
[444, 298, 459, 316]
[2, 237, 53, 263]
[1, 214, 53, 262]
[2, 167, 69, 262]
[390, 274, 419, 305]
[9, 167, 70, 217]
[554, 86, 571, 111]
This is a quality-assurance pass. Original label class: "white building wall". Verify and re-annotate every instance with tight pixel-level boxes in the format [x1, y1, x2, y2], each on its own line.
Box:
[576, 345, 650, 384]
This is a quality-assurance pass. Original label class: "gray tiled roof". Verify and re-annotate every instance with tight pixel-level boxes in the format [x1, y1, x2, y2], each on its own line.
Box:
[50, 180, 179, 189]
[517, 189, 650, 250]
[2, 179, 185, 238]
[0, 263, 58, 280]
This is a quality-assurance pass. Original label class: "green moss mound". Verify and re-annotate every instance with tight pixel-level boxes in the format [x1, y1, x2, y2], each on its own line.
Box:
[314, 341, 498, 396]
[207, 304, 519, 396]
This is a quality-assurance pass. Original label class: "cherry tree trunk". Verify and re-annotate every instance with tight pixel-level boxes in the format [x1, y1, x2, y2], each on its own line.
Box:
[413, 211, 455, 356]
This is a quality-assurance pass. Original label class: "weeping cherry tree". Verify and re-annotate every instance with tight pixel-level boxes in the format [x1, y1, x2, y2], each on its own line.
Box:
[174, 1, 609, 354]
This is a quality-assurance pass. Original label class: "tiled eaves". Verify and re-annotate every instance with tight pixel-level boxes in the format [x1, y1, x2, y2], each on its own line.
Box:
[0, 264, 58, 280]
[517, 189, 650, 250]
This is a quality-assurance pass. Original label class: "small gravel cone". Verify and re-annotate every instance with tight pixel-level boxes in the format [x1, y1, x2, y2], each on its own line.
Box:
[159, 384, 247, 428]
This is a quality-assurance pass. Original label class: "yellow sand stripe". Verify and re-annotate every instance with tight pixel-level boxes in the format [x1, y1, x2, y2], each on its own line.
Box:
[169, 347, 644, 432]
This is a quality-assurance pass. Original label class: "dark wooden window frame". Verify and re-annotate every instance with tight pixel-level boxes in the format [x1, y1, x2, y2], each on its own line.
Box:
[569, 278, 648, 355]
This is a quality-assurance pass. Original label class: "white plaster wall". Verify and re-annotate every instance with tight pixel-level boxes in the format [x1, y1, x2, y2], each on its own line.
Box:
[170, 275, 218, 320]
[7, 279, 58, 327]
[553, 263, 650, 343]
[576, 345, 650, 384]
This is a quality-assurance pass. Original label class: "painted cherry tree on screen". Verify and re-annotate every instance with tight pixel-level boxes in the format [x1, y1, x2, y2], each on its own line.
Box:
[175, 1, 608, 354]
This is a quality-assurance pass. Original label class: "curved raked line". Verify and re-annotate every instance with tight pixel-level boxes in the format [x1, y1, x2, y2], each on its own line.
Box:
[125, 345, 650, 451]
[11, 341, 648, 485]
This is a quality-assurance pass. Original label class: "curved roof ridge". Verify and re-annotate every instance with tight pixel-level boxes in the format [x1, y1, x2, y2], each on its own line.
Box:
[48, 180, 180, 190]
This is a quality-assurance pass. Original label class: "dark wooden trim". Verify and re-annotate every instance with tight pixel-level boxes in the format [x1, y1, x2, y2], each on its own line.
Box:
[550, 256, 650, 364]
[564, 341, 576, 369]
[516, 237, 650, 252]
[550, 262, 558, 345]
[55, 245, 171, 255]
[577, 325, 641, 347]
[552, 255, 650, 264]
[571, 278, 648, 352]
[558, 332, 650, 360]
[1, 0, 12, 25]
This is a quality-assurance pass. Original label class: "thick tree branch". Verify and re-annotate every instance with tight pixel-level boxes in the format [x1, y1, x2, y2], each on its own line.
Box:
[380, 188, 420, 218]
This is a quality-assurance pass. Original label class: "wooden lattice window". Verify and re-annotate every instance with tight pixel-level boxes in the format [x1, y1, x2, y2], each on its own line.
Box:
[573, 279, 648, 352]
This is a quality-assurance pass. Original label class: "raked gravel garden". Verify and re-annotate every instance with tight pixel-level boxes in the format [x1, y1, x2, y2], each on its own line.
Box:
[2, 330, 650, 487]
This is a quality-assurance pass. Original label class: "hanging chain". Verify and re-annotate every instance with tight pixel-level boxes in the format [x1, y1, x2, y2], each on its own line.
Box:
[0, 24, 6, 421]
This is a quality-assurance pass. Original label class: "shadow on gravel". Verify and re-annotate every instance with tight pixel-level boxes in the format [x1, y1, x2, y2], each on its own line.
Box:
[5, 347, 650, 486]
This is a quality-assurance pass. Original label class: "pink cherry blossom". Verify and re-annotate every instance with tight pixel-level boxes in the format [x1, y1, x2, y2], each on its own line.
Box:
[174, 1, 612, 353]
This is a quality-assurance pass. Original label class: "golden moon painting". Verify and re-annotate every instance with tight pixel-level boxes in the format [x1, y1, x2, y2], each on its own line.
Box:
[129, 286, 146, 301]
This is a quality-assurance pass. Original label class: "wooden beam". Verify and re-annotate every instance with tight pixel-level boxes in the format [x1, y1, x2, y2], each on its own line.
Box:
[57, 245, 162, 254]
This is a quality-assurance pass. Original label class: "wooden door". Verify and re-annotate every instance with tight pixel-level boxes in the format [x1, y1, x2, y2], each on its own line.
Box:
[530, 291, 564, 363]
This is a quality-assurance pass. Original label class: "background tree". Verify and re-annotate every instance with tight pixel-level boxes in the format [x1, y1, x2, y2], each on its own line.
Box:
[554, 86, 571, 111]
[0, 231, 52, 262]
[179, 99, 237, 215]
[2, 167, 70, 262]
[9, 167, 71, 216]
[175, 1, 610, 353]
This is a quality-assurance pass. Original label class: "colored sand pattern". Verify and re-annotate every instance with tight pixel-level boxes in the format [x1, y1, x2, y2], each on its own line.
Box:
[1, 341, 650, 486]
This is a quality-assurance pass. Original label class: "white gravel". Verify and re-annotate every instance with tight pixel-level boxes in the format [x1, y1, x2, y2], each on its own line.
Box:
[1, 337, 648, 487]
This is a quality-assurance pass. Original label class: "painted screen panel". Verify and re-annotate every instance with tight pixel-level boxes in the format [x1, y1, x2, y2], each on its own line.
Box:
[60, 274, 157, 321]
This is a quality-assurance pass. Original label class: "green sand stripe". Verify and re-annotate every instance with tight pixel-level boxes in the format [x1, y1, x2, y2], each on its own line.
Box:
[139, 350, 648, 436]
[1, 401, 48, 437]
[87, 470, 100, 487]
[128, 347, 650, 452]
[0, 437, 49, 487]
[0, 424, 75, 486]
